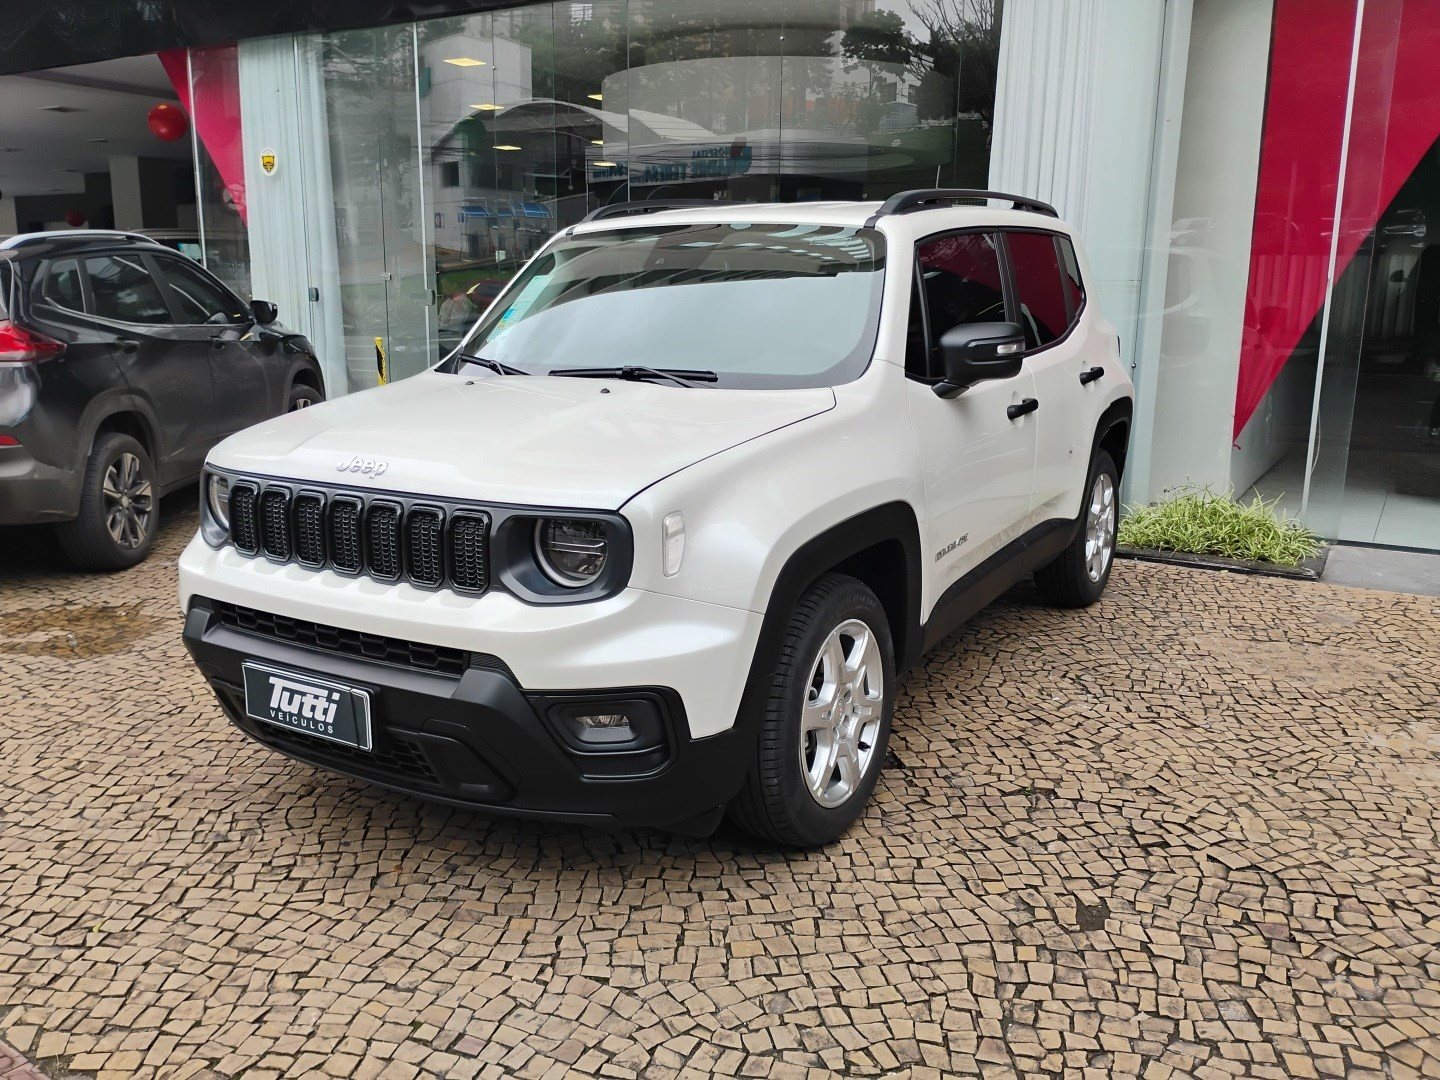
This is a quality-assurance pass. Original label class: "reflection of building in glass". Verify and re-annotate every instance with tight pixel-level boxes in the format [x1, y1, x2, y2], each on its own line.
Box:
[18, 0, 1438, 547]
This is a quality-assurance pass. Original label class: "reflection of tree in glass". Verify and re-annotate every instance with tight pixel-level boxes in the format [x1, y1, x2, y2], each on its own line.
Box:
[838, 0, 1001, 129]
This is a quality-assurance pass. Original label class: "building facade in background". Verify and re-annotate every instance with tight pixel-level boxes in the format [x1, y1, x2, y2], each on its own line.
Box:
[1, 0, 1436, 550]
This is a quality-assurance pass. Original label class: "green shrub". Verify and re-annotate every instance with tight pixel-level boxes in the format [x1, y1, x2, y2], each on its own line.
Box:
[1118, 486, 1321, 568]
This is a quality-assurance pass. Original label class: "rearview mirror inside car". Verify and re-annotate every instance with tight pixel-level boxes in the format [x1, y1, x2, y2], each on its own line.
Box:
[934, 321, 1026, 399]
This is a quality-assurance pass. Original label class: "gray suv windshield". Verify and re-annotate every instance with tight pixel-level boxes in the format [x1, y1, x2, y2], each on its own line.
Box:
[447, 221, 886, 390]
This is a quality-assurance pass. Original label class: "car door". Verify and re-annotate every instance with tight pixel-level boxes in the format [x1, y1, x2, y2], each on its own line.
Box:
[903, 230, 1038, 618]
[1003, 230, 1093, 527]
[148, 253, 277, 440]
[81, 250, 215, 485]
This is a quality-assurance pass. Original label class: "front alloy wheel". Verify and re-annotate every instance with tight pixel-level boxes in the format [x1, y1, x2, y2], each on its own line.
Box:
[728, 573, 896, 848]
[800, 619, 885, 808]
[288, 384, 322, 411]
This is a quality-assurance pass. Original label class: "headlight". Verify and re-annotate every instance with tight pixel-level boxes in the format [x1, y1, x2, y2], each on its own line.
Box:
[534, 518, 608, 587]
[206, 474, 231, 530]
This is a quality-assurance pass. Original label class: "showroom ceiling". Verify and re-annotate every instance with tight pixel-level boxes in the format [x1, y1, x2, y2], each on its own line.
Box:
[0, 55, 187, 198]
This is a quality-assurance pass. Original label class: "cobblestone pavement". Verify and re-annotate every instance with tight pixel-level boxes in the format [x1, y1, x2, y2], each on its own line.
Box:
[2, 506, 1440, 1080]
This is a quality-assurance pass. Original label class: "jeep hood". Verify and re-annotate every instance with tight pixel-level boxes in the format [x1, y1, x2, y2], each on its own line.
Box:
[210, 372, 836, 509]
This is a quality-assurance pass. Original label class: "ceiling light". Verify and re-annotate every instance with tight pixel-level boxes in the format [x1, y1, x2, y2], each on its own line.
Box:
[593, 161, 618, 168]
[495, 144, 522, 151]
[444, 57, 486, 67]
[587, 92, 603, 101]
[471, 103, 501, 111]
[591, 139, 604, 145]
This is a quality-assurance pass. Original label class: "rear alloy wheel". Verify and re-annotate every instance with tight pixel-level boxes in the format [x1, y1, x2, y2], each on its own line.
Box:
[1033, 448, 1119, 608]
[288, 383, 323, 411]
[728, 573, 895, 849]
[55, 432, 159, 571]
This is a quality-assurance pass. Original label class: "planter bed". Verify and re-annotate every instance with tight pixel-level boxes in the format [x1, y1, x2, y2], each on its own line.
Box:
[1116, 544, 1330, 581]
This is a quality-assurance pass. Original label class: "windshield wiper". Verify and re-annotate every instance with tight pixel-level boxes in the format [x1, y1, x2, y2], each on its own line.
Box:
[547, 365, 719, 388]
[459, 353, 530, 376]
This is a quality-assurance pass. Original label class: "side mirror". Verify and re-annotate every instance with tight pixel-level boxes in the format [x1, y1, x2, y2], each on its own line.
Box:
[250, 299, 279, 326]
[933, 321, 1026, 398]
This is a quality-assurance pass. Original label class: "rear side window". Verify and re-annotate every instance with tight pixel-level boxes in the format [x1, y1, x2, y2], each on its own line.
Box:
[1005, 232, 1069, 349]
[913, 232, 1007, 377]
[41, 259, 85, 312]
[84, 255, 172, 325]
[155, 256, 247, 324]
[1057, 236, 1085, 317]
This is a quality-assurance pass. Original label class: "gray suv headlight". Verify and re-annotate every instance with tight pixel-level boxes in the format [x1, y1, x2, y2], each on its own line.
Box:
[200, 471, 231, 547]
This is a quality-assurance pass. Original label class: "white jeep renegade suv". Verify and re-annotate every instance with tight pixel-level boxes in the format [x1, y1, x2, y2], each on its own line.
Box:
[180, 190, 1133, 849]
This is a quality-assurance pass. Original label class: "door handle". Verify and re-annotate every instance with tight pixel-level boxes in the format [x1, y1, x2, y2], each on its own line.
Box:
[115, 338, 140, 354]
[1007, 398, 1039, 421]
[1079, 366, 1105, 385]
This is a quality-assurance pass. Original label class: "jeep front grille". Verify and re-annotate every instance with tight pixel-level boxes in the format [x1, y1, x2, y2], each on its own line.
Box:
[365, 501, 402, 581]
[405, 507, 444, 587]
[294, 492, 326, 567]
[450, 511, 490, 592]
[229, 482, 259, 555]
[222, 481, 490, 593]
[327, 496, 363, 575]
[258, 488, 292, 560]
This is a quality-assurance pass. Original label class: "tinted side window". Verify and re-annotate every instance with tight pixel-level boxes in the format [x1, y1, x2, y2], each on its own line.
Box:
[1057, 236, 1085, 318]
[84, 255, 171, 325]
[155, 257, 247, 324]
[916, 232, 1007, 376]
[1006, 232, 1069, 349]
[40, 259, 85, 312]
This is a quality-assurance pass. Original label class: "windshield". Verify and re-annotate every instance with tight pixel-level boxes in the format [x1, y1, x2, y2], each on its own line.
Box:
[444, 221, 886, 389]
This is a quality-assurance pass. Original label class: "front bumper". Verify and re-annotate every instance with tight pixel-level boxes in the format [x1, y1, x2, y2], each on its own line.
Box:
[182, 599, 757, 832]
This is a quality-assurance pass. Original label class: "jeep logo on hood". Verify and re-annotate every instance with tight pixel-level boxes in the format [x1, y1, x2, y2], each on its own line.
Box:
[337, 455, 389, 479]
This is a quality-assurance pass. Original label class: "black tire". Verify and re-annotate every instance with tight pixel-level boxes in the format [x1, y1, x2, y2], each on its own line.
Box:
[1033, 449, 1119, 608]
[54, 433, 159, 571]
[288, 383, 324, 411]
[727, 573, 896, 849]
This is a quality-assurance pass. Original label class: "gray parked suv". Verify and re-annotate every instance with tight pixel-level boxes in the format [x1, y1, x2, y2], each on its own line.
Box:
[0, 231, 324, 569]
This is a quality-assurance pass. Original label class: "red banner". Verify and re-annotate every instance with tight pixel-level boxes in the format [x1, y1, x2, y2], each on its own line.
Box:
[158, 45, 247, 225]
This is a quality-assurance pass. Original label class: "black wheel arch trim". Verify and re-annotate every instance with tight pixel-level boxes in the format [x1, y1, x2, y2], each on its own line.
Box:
[286, 359, 326, 398]
[81, 394, 164, 471]
[1092, 396, 1133, 480]
[732, 501, 923, 753]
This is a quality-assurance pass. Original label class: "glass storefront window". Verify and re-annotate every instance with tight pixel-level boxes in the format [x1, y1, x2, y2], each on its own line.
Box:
[293, 0, 1001, 390]
[184, 45, 253, 299]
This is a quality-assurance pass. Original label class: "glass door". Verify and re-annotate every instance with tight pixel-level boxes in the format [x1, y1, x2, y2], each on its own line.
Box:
[1306, 0, 1440, 549]
[318, 25, 435, 391]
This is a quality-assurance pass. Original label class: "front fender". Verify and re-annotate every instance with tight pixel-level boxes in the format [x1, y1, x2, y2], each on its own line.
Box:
[621, 362, 926, 619]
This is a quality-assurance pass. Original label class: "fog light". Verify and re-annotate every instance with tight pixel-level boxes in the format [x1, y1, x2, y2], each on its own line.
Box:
[576, 713, 631, 729]
[547, 698, 666, 754]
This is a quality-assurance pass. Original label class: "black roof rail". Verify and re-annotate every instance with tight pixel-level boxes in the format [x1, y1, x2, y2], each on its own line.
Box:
[876, 189, 1059, 219]
[581, 199, 720, 223]
[0, 230, 164, 252]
